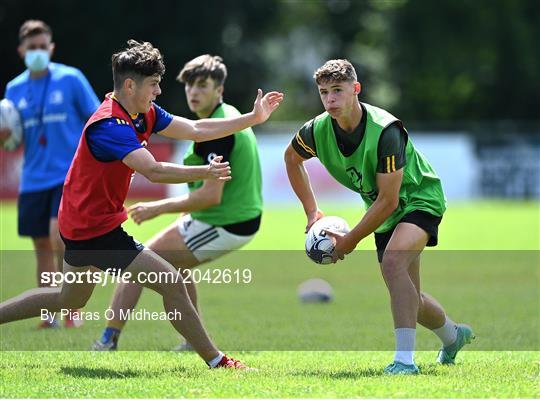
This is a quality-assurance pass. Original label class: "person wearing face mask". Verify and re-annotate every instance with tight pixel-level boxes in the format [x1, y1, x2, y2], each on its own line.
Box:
[0, 39, 283, 370]
[2, 20, 99, 328]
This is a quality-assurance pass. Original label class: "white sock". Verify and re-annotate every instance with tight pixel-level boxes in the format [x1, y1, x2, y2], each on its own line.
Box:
[432, 317, 458, 347]
[394, 328, 416, 365]
[207, 351, 224, 368]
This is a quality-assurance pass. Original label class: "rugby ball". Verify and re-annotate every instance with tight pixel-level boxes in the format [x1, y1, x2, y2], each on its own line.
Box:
[0, 98, 23, 151]
[305, 216, 350, 264]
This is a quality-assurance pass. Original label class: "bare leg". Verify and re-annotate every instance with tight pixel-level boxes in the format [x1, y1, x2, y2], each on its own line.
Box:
[49, 218, 65, 273]
[408, 255, 446, 329]
[105, 223, 201, 330]
[408, 254, 465, 354]
[33, 237, 58, 288]
[107, 281, 145, 330]
[0, 263, 96, 323]
[147, 224, 201, 311]
[124, 249, 218, 362]
[380, 223, 429, 328]
[183, 269, 199, 312]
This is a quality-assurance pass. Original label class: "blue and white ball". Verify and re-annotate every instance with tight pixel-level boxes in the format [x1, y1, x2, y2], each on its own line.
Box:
[0, 99, 23, 151]
[305, 216, 350, 264]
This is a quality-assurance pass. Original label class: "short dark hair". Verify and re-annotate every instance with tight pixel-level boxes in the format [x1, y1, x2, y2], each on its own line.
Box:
[19, 20, 52, 43]
[111, 40, 165, 90]
[314, 59, 357, 85]
[177, 54, 227, 87]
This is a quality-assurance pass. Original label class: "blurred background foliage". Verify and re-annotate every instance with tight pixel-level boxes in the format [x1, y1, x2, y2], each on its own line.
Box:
[1, 0, 539, 125]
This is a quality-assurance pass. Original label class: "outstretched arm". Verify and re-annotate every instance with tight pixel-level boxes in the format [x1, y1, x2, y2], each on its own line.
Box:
[158, 89, 283, 142]
[122, 148, 231, 184]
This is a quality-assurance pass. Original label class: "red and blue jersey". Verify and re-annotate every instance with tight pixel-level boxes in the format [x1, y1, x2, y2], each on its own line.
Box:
[58, 93, 172, 240]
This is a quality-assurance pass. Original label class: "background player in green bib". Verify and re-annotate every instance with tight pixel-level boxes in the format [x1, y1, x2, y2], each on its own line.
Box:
[93, 55, 263, 351]
[284, 59, 473, 374]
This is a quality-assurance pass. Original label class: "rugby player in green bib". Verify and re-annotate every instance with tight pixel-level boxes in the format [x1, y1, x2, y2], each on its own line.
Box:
[93, 55, 263, 351]
[284, 59, 474, 375]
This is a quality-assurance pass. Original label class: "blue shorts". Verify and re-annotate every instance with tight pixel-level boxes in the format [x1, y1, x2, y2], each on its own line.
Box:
[18, 184, 63, 238]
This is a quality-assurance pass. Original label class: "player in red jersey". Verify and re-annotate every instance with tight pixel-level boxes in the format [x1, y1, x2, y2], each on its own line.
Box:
[0, 40, 283, 369]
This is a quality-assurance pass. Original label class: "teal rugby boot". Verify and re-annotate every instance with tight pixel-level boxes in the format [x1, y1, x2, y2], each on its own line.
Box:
[384, 361, 420, 375]
[437, 324, 475, 365]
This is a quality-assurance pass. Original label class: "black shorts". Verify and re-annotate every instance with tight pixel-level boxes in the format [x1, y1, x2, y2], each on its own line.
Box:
[18, 184, 63, 237]
[374, 210, 442, 263]
[61, 226, 144, 273]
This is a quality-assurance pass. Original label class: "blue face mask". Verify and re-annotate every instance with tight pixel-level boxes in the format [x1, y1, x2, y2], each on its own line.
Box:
[24, 49, 50, 72]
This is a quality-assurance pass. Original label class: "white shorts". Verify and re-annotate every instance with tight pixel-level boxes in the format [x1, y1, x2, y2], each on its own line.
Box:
[177, 214, 256, 262]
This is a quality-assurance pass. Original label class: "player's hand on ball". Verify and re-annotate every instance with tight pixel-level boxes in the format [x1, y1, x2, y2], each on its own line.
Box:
[324, 230, 356, 263]
[128, 202, 160, 225]
[208, 155, 231, 181]
[252, 89, 284, 124]
[305, 209, 325, 233]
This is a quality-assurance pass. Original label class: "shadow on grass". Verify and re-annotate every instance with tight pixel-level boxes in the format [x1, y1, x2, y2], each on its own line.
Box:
[291, 368, 384, 379]
[291, 364, 442, 379]
[60, 365, 188, 379]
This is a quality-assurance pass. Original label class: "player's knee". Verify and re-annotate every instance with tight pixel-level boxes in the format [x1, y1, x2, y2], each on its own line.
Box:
[33, 237, 52, 251]
[154, 280, 188, 300]
[59, 292, 90, 309]
[169, 283, 191, 304]
[381, 253, 405, 280]
[63, 297, 88, 310]
[418, 292, 426, 309]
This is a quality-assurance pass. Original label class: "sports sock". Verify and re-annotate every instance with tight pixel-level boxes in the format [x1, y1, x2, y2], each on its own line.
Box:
[207, 352, 225, 368]
[100, 327, 120, 344]
[394, 328, 416, 365]
[106, 318, 125, 331]
[432, 317, 458, 347]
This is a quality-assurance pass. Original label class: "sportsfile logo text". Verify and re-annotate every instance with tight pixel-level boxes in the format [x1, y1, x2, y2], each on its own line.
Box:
[40, 268, 253, 287]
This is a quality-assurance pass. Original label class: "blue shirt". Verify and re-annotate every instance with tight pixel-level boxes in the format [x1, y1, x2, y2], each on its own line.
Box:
[86, 103, 173, 162]
[5, 62, 99, 193]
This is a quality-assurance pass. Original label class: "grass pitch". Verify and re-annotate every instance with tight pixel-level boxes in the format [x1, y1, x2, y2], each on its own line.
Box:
[1, 351, 538, 398]
[0, 200, 539, 398]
